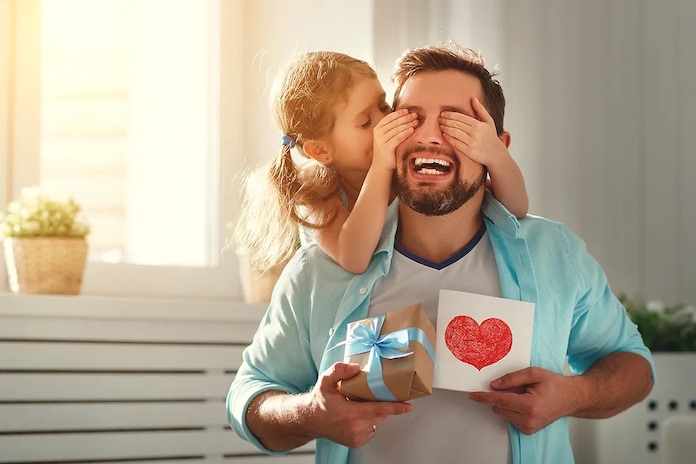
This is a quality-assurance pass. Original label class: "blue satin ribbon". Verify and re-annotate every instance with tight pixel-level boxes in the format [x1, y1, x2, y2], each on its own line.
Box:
[342, 314, 436, 401]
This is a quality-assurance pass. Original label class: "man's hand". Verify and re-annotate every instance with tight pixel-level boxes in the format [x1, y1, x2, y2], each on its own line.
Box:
[438, 97, 508, 169]
[308, 363, 414, 448]
[372, 109, 418, 171]
[468, 367, 577, 435]
[247, 362, 413, 451]
[469, 353, 653, 436]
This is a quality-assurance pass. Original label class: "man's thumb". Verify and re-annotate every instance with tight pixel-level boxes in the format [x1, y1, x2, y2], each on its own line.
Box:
[327, 362, 362, 382]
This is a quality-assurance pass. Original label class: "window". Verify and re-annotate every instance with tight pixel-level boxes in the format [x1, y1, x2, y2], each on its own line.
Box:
[40, 0, 218, 267]
[2, 0, 242, 298]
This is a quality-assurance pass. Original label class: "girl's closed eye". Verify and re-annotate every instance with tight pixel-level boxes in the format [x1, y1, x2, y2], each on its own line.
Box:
[360, 119, 373, 129]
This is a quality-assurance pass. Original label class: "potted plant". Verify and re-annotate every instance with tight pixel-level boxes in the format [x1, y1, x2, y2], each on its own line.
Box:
[619, 293, 696, 352]
[1, 187, 91, 295]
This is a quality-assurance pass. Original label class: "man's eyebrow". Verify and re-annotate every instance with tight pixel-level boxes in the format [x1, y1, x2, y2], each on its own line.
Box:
[398, 105, 423, 113]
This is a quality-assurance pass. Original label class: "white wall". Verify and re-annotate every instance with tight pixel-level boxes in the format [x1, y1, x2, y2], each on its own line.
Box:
[237, 0, 374, 175]
[375, 0, 696, 307]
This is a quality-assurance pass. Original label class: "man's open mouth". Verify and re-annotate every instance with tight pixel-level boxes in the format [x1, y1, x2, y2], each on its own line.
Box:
[411, 157, 453, 175]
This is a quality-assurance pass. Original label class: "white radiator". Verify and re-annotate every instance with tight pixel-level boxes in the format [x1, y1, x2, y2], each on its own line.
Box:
[572, 353, 696, 464]
[0, 295, 315, 464]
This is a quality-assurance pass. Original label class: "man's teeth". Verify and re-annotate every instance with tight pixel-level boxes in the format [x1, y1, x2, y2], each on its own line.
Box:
[414, 158, 451, 168]
[419, 168, 446, 175]
[413, 157, 452, 175]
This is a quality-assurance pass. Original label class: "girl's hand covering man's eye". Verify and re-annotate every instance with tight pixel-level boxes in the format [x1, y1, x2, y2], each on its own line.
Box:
[439, 97, 508, 167]
[372, 109, 419, 171]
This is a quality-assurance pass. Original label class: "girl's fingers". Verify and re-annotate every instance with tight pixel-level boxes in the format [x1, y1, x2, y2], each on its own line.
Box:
[472, 97, 495, 125]
[442, 133, 469, 157]
[375, 119, 418, 143]
[440, 125, 470, 147]
[377, 109, 409, 127]
[440, 99, 494, 131]
[376, 110, 417, 133]
[439, 111, 476, 129]
[379, 119, 418, 143]
[389, 126, 415, 144]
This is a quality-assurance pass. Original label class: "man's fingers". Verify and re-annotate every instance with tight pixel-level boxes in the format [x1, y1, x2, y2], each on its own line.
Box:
[324, 362, 361, 386]
[490, 367, 539, 390]
[359, 401, 413, 420]
[468, 391, 522, 414]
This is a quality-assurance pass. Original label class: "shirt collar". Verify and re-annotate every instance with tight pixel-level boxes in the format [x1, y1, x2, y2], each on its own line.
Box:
[481, 189, 521, 238]
[375, 190, 521, 275]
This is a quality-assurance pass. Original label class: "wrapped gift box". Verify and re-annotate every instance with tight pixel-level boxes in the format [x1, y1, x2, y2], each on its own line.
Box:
[339, 303, 436, 402]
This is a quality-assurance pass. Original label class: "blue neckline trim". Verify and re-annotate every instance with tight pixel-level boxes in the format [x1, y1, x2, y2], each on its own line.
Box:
[394, 223, 487, 270]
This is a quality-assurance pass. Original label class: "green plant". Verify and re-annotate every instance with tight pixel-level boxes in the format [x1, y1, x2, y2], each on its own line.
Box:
[0, 187, 90, 239]
[619, 293, 696, 352]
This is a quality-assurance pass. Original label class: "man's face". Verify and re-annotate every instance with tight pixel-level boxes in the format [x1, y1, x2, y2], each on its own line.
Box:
[393, 70, 487, 216]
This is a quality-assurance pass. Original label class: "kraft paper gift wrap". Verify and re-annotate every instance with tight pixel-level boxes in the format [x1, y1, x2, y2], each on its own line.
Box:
[338, 303, 436, 402]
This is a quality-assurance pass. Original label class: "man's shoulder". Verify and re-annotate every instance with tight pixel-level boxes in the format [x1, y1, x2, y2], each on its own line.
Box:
[486, 212, 575, 242]
[482, 192, 576, 243]
[486, 213, 587, 260]
[519, 213, 570, 234]
[520, 214, 584, 250]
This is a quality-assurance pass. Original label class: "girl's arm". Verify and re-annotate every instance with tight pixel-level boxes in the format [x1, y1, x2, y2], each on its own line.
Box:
[315, 109, 417, 273]
[439, 97, 528, 218]
[485, 149, 529, 219]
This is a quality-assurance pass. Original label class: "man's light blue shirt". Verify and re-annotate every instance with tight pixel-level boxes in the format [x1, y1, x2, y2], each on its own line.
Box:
[227, 192, 655, 464]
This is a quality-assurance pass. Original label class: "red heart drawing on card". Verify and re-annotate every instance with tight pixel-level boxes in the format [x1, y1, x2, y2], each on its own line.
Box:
[444, 316, 513, 370]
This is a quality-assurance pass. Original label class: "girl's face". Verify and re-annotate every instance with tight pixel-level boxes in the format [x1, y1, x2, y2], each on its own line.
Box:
[324, 76, 391, 177]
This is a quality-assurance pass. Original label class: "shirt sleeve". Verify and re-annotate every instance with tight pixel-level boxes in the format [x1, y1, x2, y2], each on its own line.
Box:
[226, 250, 319, 455]
[562, 227, 656, 380]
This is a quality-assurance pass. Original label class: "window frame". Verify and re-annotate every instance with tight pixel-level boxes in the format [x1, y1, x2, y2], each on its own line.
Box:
[0, 0, 244, 299]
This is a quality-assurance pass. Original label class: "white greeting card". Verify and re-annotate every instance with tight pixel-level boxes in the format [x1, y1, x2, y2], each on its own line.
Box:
[433, 289, 535, 392]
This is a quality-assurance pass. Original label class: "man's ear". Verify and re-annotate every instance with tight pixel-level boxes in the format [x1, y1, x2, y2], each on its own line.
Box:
[303, 140, 333, 165]
[499, 131, 511, 148]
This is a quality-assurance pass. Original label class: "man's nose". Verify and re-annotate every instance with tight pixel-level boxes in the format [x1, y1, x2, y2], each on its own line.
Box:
[414, 115, 444, 146]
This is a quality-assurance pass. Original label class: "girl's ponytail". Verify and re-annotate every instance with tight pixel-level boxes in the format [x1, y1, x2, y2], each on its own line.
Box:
[235, 140, 341, 272]
[234, 144, 301, 273]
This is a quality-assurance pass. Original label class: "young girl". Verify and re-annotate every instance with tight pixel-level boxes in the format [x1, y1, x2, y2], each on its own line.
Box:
[235, 51, 528, 275]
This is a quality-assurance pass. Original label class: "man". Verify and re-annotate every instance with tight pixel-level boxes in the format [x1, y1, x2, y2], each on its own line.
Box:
[227, 43, 654, 464]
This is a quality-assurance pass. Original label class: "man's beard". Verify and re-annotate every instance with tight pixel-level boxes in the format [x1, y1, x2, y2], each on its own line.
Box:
[394, 146, 487, 216]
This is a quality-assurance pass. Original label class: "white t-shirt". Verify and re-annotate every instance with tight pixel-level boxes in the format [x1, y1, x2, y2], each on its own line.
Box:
[349, 227, 511, 464]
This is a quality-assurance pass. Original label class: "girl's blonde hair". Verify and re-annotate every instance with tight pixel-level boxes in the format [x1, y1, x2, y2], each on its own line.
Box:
[234, 51, 377, 272]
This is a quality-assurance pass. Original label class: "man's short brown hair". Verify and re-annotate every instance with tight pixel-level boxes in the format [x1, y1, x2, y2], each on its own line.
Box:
[392, 42, 506, 135]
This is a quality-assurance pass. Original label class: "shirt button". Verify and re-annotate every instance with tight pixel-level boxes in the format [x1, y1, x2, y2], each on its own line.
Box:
[328, 328, 334, 337]
[359, 287, 367, 295]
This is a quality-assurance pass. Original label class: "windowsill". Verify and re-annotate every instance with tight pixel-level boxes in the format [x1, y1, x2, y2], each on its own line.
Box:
[0, 292, 268, 321]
